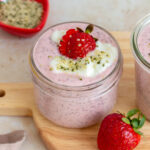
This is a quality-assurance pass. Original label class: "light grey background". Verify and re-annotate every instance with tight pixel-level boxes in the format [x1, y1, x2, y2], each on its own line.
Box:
[0, 0, 150, 149]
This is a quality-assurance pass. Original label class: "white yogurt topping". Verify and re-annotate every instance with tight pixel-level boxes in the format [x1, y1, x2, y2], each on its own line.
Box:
[49, 30, 117, 77]
[51, 30, 66, 44]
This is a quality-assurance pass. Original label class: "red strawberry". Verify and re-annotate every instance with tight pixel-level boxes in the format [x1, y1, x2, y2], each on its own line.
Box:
[59, 24, 96, 59]
[97, 109, 146, 150]
[59, 29, 79, 56]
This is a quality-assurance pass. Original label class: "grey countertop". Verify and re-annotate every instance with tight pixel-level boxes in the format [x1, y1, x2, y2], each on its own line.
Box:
[0, 0, 150, 149]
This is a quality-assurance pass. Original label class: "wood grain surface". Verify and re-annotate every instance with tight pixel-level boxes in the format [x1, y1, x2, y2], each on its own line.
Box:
[0, 32, 149, 150]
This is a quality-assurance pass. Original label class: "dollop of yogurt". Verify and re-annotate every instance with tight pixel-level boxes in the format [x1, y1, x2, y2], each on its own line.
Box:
[49, 30, 118, 77]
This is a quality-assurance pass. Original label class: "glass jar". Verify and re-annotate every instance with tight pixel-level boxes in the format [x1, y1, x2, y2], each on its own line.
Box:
[29, 22, 123, 128]
[131, 14, 150, 120]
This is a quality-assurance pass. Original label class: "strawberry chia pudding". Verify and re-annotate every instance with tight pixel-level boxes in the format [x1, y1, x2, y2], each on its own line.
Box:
[131, 14, 150, 120]
[29, 22, 123, 128]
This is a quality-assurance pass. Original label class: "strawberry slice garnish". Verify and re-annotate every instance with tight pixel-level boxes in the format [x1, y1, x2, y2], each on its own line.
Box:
[59, 24, 96, 59]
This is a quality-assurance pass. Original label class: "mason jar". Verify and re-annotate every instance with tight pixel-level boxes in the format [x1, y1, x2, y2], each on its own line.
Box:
[29, 22, 123, 128]
[131, 14, 150, 120]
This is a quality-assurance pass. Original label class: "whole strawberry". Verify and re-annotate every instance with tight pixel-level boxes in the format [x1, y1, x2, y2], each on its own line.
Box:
[97, 109, 146, 150]
[59, 24, 96, 59]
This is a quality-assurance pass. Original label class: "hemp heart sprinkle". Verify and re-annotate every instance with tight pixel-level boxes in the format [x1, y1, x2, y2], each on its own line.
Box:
[50, 50, 110, 73]
[0, 0, 43, 29]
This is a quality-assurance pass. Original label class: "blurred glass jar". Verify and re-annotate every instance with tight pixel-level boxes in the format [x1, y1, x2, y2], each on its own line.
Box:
[131, 14, 150, 120]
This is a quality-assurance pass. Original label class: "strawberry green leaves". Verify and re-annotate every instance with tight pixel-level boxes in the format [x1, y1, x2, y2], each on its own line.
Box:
[121, 109, 146, 135]
[93, 37, 98, 42]
[127, 109, 139, 118]
[76, 24, 94, 34]
[138, 115, 146, 128]
[122, 117, 130, 125]
[76, 24, 98, 42]
[131, 118, 139, 128]
[133, 128, 143, 135]
[76, 27, 84, 32]
[85, 24, 94, 34]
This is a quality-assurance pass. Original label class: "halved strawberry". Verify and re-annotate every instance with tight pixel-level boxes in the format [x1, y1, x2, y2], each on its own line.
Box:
[59, 29, 79, 56]
[59, 24, 96, 59]
[66, 32, 96, 59]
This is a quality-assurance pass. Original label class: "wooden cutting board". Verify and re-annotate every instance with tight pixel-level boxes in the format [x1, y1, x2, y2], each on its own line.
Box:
[0, 32, 149, 150]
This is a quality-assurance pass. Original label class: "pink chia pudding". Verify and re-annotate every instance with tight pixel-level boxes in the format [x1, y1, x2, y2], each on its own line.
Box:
[29, 22, 123, 128]
[131, 14, 150, 120]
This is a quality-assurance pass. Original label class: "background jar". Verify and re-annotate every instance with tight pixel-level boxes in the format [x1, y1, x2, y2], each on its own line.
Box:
[29, 22, 123, 128]
[131, 14, 150, 120]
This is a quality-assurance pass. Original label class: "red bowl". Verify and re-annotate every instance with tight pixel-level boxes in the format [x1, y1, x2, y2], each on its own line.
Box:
[0, 0, 49, 37]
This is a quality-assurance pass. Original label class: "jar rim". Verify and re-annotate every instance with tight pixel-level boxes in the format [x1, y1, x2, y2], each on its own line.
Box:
[29, 21, 122, 90]
[131, 13, 150, 70]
